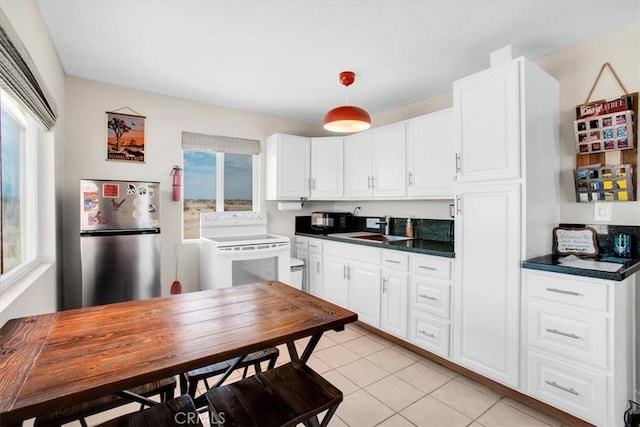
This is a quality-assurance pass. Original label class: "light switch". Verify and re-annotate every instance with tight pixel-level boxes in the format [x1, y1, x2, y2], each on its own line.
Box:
[593, 202, 612, 222]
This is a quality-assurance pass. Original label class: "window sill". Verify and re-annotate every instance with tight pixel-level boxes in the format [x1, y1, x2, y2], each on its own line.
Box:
[0, 262, 54, 313]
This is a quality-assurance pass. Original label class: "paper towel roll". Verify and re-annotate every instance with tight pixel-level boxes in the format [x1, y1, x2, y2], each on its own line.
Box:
[277, 202, 303, 211]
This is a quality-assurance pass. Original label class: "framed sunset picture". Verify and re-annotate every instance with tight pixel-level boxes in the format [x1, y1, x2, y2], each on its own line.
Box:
[106, 111, 146, 162]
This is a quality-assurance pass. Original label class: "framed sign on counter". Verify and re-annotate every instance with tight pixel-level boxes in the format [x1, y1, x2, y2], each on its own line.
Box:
[552, 227, 599, 257]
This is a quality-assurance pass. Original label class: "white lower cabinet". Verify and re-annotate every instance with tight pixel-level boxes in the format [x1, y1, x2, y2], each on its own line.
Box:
[522, 269, 635, 427]
[453, 182, 521, 388]
[409, 311, 450, 357]
[348, 261, 382, 327]
[380, 250, 409, 338]
[308, 251, 323, 297]
[322, 241, 381, 327]
[307, 238, 323, 297]
[408, 254, 454, 358]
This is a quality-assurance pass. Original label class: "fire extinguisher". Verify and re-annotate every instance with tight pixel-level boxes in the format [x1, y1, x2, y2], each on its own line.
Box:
[170, 165, 182, 202]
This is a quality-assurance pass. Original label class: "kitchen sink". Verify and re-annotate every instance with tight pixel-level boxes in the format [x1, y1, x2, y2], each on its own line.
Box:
[329, 232, 415, 243]
[353, 234, 414, 242]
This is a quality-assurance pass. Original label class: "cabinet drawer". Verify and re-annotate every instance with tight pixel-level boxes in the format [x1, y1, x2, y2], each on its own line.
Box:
[525, 270, 608, 312]
[323, 240, 379, 264]
[528, 302, 607, 369]
[308, 238, 323, 254]
[410, 276, 450, 319]
[409, 311, 449, 358]
[295, 237, 308, 251]
[382, 250, 409, 271]
[527, 352, 606, 426]
[411, 254, 451, 280]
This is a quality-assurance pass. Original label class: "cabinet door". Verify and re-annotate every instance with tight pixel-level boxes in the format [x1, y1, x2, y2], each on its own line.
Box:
[344, 131, 373, 198]
[322, 254, 349, 308]
[407, 109, 455, 198]
[310, 137, 344, 200]
[373, 122, 407, 198]
[453, 182, 521, 387]
[296, 248, 308, 293]
[308, 252, 323, 297]
[348, 261, 381, 327]
[272, 134, 310, 199]
[380, 270, 408, 338]
[454, 60, 521, 182]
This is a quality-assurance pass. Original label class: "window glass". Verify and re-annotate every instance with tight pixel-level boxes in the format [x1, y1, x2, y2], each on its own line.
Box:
[182, 150, 256, 240]
[183, 151, 216, 240]
[1, 103, 27, 273]
[224, 153, 252, 211]
[1, 91, 37, 282]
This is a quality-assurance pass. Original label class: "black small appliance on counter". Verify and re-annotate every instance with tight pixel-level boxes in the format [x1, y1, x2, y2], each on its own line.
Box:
[310, 212, 353, 234]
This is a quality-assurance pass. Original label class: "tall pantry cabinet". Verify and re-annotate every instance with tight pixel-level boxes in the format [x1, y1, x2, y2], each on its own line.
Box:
[452, 57, 559, 388]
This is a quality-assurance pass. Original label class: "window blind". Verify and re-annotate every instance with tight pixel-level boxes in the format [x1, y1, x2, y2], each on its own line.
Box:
[0, 8, 58, 131]
[182, 131, 260, 154]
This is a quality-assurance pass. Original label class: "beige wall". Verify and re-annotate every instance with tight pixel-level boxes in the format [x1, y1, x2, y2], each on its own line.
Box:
[0, 0, 65, 324]
[62, 78, 322, 307]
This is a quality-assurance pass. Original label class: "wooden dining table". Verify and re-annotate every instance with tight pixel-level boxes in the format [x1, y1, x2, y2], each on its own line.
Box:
[0, 281, 357, 425]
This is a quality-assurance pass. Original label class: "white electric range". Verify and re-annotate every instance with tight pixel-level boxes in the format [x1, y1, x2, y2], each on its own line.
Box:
[199, 211, 291, 290]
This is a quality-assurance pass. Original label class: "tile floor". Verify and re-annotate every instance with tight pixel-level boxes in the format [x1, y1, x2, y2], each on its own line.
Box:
[25, 323, 573, 427]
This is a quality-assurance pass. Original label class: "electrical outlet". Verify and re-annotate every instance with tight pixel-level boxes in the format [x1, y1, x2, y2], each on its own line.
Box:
[589, 224, 609, 234]
[593, 202, 612, 222]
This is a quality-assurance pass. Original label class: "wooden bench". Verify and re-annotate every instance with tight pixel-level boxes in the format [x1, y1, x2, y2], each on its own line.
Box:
[34, 377, 176, 427]
[201, 362, 342, 427]
[94, 395, 202, 427]
[180, 347, 279, 396]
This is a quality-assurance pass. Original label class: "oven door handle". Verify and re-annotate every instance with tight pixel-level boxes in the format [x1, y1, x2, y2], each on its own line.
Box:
[218, 244, 289, 256]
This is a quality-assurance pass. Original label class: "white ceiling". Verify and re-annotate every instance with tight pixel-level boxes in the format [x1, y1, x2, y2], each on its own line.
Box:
[36, 0, 639, 126]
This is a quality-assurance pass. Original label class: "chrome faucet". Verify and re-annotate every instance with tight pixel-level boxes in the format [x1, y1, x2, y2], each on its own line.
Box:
[376, 215, 391, 235]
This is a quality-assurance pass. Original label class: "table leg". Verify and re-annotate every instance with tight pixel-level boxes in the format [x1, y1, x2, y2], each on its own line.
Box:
[287, 332, 323, 364]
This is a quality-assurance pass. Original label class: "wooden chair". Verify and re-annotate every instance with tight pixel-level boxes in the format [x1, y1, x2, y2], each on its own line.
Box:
[94, 395, 203, 427]
[180, 347, 279, 396]
[34, 377, 176, 427]
[201, 362, 343, 427]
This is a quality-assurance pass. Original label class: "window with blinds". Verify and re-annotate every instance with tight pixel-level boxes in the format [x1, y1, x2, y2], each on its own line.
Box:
[181, 132, 260, 240]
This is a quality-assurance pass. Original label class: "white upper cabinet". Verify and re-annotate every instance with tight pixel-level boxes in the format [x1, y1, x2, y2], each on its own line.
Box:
[310, 137, 344, 200]
[265, 134, 310, 200]
[407, 109, 455, 198]
[344, 130, 374, 198]
[372, 122, 407, 198]
[454, 60, 521, 183]
[344, 122, 406, 199]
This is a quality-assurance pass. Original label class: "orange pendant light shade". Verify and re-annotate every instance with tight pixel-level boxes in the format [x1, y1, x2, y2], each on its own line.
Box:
[323, 71, 371, 133]
[323, 106, 371, 132]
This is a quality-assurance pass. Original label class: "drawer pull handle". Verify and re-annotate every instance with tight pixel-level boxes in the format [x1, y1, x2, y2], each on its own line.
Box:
[418, 265, 437, 271]
[546, 328, 581, 340]
[545, 380, 579, 396]
[385, 260, 401, 264]
[418, 330, 436, 338]
[546, 288, 581, 296]
[419, 294, 438, 301]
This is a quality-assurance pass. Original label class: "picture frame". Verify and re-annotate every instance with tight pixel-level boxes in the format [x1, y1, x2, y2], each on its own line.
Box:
[552, 226, 599, 257]
[106, 111, 146, 162]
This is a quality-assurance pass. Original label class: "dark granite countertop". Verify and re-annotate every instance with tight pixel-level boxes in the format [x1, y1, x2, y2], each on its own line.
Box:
[295, 232, 455, 258]
[522, 254, 640, 281]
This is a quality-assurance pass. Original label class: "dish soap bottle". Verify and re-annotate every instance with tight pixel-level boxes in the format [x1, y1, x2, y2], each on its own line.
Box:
[406, 217, 414, 238]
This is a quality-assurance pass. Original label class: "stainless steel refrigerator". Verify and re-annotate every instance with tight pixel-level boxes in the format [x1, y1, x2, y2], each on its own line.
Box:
[80, 179, 160, 307]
